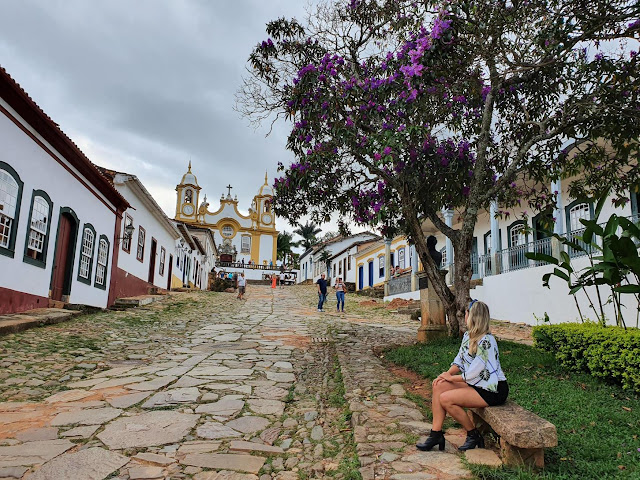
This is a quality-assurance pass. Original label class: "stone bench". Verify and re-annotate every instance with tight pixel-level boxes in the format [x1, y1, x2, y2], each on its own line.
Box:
[470, 400, 557, 468]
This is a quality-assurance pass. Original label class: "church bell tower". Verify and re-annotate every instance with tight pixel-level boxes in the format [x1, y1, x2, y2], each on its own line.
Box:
[175, 162, 201, 222]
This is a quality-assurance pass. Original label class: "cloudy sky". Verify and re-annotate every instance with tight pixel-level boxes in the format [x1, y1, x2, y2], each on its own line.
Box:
[0, 0, 341, 240]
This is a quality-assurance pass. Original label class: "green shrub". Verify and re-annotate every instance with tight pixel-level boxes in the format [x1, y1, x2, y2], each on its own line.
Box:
[533, 323, 640, 392]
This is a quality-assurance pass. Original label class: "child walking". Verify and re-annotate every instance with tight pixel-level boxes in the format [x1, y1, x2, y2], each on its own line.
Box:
[416, 300, 508, 452]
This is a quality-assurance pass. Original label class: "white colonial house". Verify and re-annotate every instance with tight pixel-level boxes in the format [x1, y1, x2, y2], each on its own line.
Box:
[354, 235, 423, 295]
[182, 223, 217, 288]
[297, 232, 380, 285]
[98, 168, 189, 297]
[0, 67, 129, 314]
[427, 176, 639, 325]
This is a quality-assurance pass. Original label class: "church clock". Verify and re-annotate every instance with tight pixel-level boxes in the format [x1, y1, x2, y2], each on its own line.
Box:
[182, 204, 195, 216]
[261, 213, 272, 225]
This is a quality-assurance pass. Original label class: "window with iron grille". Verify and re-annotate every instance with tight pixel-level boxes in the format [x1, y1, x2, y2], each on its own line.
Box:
[78, 225, 96, 283]
[379, 255, 384, 277]
[95, 237, 109, 288]
[137, 227, 146, 261]
[440, 247, 447, 268]
[398, 248, 405, 269]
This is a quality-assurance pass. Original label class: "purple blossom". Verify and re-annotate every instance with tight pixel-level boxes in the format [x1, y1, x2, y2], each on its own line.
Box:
[383, 146, 392, 156]
[346, 117, 354, 127]
[374, 153, 382, 161]
[431, 16, 452, 40]
[629, 19, 640, 29]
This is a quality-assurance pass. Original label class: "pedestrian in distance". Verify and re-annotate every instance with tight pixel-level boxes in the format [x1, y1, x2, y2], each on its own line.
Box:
[416, 300, 508, 452]
[316, 273, 328, 312]
[237, 273, 246, 300]
[271, 273, 277, 289]
[334, 277, 347, 313]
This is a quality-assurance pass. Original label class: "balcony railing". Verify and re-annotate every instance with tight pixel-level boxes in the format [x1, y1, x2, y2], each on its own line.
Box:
[215, 261, 279, 271]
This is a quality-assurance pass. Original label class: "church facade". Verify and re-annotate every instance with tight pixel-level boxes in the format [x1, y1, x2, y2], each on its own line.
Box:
[174, 164, 278, 266]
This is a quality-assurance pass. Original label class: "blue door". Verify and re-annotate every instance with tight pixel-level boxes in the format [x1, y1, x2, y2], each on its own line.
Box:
[358, 266, 364, 290]
[368, 261, 374, 287]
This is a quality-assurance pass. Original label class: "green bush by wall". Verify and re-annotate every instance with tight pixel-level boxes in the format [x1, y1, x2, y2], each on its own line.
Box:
[533, 323, 640, 392]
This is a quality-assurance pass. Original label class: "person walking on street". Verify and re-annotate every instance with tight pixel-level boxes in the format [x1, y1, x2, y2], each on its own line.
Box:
[271, 273, 277, 289]
[237, 273, 247, 300]
[334, 277, 347, 313]
[316, 273, 328, 312]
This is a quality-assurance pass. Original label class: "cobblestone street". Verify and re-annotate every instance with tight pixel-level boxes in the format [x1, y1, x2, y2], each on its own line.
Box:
[0, 286, 477, 480]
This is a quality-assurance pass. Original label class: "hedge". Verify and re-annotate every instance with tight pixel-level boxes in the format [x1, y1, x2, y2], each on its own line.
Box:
[533, 323, 640, 392]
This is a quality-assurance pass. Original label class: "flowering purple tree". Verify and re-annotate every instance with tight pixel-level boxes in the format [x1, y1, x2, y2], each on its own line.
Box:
[238, 0, 639, 334]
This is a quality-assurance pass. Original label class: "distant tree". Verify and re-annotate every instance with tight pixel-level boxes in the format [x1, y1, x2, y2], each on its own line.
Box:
[277, 231, 300, 264]
[293, 221, 323, 249]
[316, 249, 333, 277]
[239, 0, 640, 334]
[320, 231, 339, 242]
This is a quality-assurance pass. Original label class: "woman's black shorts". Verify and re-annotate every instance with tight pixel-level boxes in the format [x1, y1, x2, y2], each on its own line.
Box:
[472, 381, 509, 406]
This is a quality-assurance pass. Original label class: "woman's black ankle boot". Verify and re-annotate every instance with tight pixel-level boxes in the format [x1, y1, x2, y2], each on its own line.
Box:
[458, 428, 485, 451]
[416, 429, 445, 451]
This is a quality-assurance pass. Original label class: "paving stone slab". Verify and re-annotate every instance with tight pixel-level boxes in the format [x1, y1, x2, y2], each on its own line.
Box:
[189, 366, 230, 377]
[60, 425, 100, 438]
[246, 399, 285, 416]
[252, 386, 288, 400]
[0, 466, 28, 478]
[44, 389, 94, 403]
[90, 376, 148, 390]
[229, 441, 284, 455]
[194, 472, 258, 480]
[142, 387, 200, 408]
[195, 398, 244, 416]
[225, 416, 271, 434]
[15, 427, 58, 442]
[133, 452, 176, 466]
[259, 427, 280, 445]
[126, 376, 178, 391]
[25, 447, 128, 480]
[50, 407, 122, 426]
[128, 465, 164, 479]
[181, 453, 266, 474]
[196, 422, 242, 440]
[265, 372, 295, 383]
[177, 441, 221, 455]
[0, 439, 74, 468]
[97, 411, 199, 449]
[106, 391, 152, 409]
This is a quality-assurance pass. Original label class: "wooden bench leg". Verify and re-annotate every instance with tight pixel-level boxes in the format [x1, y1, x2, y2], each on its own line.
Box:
[500, 439, 544, 468]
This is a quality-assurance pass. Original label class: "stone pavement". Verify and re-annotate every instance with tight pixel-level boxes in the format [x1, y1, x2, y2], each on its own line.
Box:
[0, 286, 487, 480]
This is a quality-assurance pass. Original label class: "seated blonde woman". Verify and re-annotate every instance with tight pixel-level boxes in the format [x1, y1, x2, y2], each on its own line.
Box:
[416, 300, 508, 452]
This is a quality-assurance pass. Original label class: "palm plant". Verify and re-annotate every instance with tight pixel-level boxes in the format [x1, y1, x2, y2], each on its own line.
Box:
[294, 221, 322, 249]
[277, 231, 299, 265]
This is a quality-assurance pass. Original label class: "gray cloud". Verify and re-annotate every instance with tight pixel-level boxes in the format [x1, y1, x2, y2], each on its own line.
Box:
[0, 0, 321, 235]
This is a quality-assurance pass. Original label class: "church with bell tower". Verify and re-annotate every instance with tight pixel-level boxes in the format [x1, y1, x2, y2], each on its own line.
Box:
[174, 163, 278, 265]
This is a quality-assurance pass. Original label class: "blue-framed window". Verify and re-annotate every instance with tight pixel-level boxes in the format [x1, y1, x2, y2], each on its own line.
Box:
[23, 190, 53, 268]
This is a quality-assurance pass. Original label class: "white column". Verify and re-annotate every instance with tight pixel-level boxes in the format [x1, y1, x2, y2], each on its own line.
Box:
[490, 200, 500, 275]
[384, 238, 392, 297]
[443, 209, 454, 284]
[411, 244, 419, 291]
[552, 179, 564, 235]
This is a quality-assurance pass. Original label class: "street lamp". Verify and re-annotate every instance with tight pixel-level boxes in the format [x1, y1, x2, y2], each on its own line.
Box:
[116, 223, 135, 245]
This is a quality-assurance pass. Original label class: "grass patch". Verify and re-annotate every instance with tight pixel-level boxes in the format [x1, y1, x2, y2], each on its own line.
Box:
[385, 337, 640, 479]
[328, 359, 347, 408]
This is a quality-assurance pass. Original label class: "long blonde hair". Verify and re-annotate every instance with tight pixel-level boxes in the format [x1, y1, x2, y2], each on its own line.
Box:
[468, 301, 491, 355]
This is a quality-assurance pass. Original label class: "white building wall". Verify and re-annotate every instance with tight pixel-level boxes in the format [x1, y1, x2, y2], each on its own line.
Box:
[0, 102, 116, 308]
[116, 182, 180, 289]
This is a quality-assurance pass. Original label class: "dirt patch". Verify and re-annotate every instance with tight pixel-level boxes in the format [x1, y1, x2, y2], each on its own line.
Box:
[386, 365, 432, 401]
[360, 300, 380, 307]
[386, 299, 414, 310]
